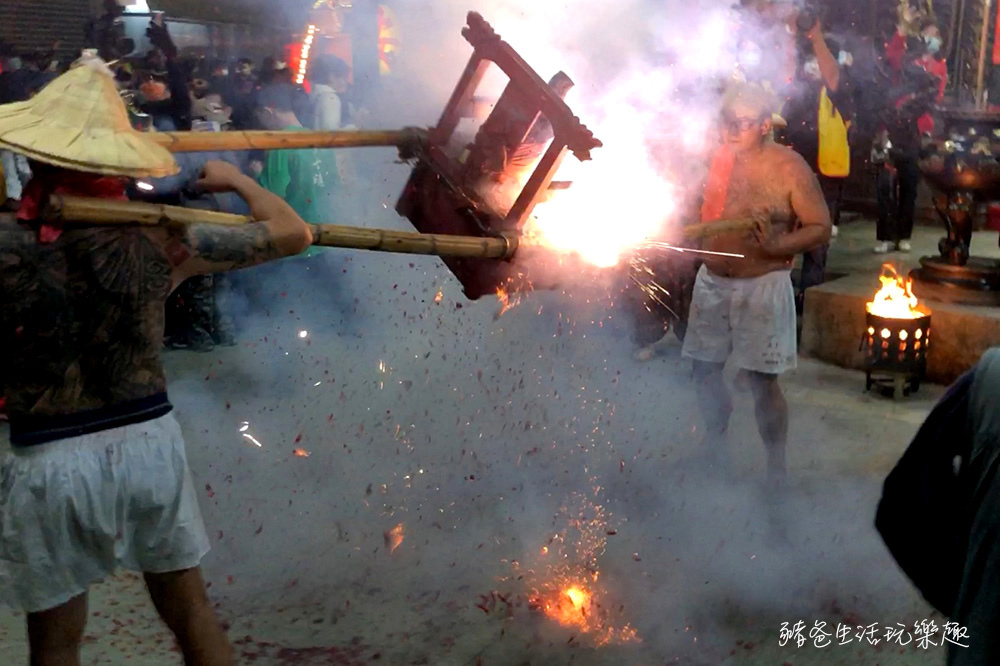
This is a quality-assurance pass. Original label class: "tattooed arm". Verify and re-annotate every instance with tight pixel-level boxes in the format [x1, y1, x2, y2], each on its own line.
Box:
[152, 160, 313, 282]
[754, 151, 832, 258]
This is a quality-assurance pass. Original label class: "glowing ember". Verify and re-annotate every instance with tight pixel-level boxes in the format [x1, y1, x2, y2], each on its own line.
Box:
[384, 523, 405, 554]
[867, 264, 927, 320]
[434, 290, 443, 303]
[293, 448, 310, 458]
[495, 285, 519, 317]
[520, 493, 640, 646]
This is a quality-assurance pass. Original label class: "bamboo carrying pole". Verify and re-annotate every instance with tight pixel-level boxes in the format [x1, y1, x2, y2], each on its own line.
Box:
[45, 195, 517, 260]
[43, 196, 759, 261]
[149, 129, 428, 154]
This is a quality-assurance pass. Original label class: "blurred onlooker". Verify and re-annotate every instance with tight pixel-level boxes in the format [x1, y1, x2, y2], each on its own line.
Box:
[884, 11, 948, 253]
[142, 112, 246, 351]
[309, 55, 352, 131]
[207, 58, 232, 101]
[778, 15, 852, 314]
[254, 84, 333, 227]
[0, 52, 33, 208]
[871, 128, 898, 253]
[227, 57, 258, 130]
[137, 17, 193, 132]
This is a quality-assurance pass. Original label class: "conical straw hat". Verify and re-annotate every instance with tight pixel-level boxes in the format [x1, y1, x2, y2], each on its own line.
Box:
[0, 53, 178, 178]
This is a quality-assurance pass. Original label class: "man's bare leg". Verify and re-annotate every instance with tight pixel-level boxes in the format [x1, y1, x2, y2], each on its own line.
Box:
[144, 567, 233, 666]
[27, 592, 88, 666]
[692, 360, 733, 460]
[747, 371, 788, 485]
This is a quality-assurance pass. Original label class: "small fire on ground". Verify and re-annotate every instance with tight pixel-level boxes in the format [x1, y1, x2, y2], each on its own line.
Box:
[520, 493, 639, 646]
[867, 264, 927, 320]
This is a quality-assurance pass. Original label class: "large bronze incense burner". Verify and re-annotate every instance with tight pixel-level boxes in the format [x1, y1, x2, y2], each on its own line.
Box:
[912, 109, 1000, 305]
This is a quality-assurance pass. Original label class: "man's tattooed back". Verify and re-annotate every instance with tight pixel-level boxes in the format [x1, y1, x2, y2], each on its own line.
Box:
[0, 222, 172, 418]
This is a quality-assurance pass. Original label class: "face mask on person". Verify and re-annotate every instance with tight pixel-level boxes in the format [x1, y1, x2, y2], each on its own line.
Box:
[838, 50, 853, 67]
[924, 35, 942, 55]
[218, 68, 229, 76]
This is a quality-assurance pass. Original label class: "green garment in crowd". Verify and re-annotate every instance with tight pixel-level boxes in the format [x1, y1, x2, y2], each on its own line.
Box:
[258, 125, 339, 257]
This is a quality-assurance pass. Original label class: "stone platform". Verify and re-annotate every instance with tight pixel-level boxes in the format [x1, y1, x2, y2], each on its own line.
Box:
[801, 270, 1000, 385]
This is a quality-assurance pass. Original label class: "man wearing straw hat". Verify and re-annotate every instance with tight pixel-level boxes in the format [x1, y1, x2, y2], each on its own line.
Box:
[0, 53, 312, 665]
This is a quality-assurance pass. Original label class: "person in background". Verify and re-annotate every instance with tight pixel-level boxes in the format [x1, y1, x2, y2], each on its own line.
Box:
[227, 58, 258, 130]
[240, 83, 340, 310]
[871, 127, 898, 252]
[149, 87, 245, 352]
[309, 55, 352, 131]
[0, 52, 32, 209]
[253, 84, 334, 227]
[778, 15, 852, 315]
[884, 11, 948, 253]
[207, 58, 231, 101]
[138, 16, 193, 132]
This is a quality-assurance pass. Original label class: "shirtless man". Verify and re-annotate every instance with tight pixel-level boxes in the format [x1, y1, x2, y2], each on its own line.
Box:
[0, 58, 311, 666]
[681, 83, 831, 484]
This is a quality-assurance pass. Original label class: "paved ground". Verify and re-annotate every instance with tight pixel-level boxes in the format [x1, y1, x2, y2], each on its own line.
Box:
[1, 216, 976, 665]
[825, 215, 1000, 276]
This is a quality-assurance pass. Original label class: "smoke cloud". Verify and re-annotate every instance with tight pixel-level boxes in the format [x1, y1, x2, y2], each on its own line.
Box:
[0, 2, 933, 664]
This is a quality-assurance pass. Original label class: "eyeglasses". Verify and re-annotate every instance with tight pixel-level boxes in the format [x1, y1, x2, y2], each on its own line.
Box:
[721, 116, 761, 134]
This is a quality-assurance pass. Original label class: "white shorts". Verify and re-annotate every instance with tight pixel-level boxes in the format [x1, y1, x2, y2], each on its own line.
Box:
[681, 265, 797, 375]
[0, 413, 210, 613]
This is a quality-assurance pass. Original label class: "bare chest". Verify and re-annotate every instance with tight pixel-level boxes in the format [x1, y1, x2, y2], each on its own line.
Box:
[723, 161, 794, 228]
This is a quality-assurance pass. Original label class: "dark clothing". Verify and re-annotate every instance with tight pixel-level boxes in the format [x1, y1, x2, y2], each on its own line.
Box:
[0, 69, 34, 104]
[796, 176, 842, 314]
[10, 393, 172, 448]
[780, 74, 853, 313]
[877, 348, 1000, 666]
[139, 61, 193, 131]
[165, 275, 234, 351]
[147, 150, 245, 350]
[950, 349, 1000, 665]
[779, 76, 854, 175]
[227, 73, 259, 130]
[877, 369, 973, 615]
[893, 154, 921, 242]
[875, 167, 897, 242]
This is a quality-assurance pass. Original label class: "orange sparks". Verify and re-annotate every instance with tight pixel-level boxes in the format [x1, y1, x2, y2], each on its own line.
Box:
[524, 493, 640, 646]
[867, 264, 927, 320]
[384, 523, 405, 554]
[293, 448, 310, 458]
[496, 286, 518, 317]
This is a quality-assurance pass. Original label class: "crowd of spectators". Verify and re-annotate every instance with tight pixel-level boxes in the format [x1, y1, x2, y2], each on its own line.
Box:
[1, 12, 360, 355]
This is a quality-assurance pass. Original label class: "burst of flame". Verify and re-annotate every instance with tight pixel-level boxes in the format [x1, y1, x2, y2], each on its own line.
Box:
[867, 264, 927, 319]
[544, 584, 593, 629]
[293, 448, 310, 457]
[496, 285, 519, 317]
[524, 131, 677, 268]
[523, 493, 640, 646]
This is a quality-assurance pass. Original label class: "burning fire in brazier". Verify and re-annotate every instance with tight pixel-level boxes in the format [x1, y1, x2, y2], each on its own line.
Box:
[863, 265, 932, 399]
